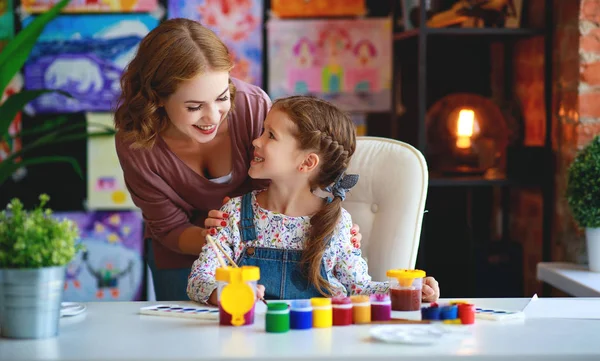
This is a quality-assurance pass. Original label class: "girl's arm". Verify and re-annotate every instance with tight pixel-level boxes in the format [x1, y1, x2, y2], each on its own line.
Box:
[332, 209, 389, 296]
[186, 198, 243, 304]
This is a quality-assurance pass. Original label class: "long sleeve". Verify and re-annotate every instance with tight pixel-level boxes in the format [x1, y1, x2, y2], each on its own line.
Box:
[331, 209, 389, 296]
[115, 134, 193, 253]
[186, 197, 243, 303]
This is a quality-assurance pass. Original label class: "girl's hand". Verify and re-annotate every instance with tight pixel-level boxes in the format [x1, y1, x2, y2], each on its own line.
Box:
[204, 196, 232, 230]
[350, 223, 362, 249]
[421, 276, 440, 303]
[256, 284, 265, 301]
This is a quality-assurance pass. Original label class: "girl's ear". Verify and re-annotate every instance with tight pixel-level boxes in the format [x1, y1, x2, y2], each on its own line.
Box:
[299, 152, 320, 173]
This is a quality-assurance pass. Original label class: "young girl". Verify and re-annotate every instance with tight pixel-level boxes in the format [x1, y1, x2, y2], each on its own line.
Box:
[187, 96, 440, 303]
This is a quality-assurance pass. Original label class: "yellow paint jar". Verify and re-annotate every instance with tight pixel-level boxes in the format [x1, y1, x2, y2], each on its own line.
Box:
[350, 295, 371, 324]
[311, 297, 332, 328]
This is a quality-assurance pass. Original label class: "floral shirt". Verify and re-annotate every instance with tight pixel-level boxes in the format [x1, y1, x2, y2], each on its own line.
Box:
[187, 190, 389, 303]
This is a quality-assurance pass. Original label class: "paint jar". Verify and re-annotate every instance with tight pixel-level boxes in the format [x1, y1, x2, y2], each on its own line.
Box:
[440, 304, 458, 320]
[311, 297, 332, 328]
[458, 303, 475, 324]
[386, 269, 426, 311]
[350, 295, 371, 324]
[266, 302, 290, 333]
[216, 266, 260, 326]
[332, 296, 352, 326]
[370, 294, 391, 321]
[290, 299, 313, 330]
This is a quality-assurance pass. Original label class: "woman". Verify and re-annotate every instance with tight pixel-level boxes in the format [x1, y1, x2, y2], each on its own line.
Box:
[114, 18, 362, 301]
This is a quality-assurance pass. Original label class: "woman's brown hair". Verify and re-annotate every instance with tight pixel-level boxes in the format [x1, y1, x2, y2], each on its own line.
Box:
[114, 18, 235, 148]
[272, 96, 357, 296]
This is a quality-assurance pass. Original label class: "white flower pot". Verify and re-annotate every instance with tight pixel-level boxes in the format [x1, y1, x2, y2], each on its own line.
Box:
[586, 228, 600, 272]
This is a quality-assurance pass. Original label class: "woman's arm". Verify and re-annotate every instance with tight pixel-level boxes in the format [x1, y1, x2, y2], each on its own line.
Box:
[116, 137, 209, 256]
[187, 198, 242, 304]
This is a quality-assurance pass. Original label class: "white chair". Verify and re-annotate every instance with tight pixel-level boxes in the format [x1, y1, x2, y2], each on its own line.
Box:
[344, 136, 429, 281]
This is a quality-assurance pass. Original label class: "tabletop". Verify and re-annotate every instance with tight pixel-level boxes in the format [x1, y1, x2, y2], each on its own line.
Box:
[2, 297, 600, 361]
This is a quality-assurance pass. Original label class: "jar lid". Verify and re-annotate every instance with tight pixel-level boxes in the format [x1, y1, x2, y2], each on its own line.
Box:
[386, 269, 426, 279]
[332, 296, 352, 305]
[370, 293, 390, 302]
[310, 297, 332, 307]
[350, 295, 370, 304]
[267, 302, 289, 312]
[290, 299, 312, 310]
[215, 266, 260, 282]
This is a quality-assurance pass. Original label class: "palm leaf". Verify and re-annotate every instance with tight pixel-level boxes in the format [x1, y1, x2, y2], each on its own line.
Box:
[0, 0, 71, 95]
[0, 89, 71, 142]
[0, 156, 81, 186]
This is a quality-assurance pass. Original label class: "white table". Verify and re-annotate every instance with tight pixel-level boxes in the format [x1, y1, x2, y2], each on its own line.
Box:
[537, 262, 600, 297]
[2, 298, 600, 361]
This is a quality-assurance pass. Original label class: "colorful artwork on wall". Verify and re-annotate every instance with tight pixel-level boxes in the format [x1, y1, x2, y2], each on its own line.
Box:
[0, 74, 23, 163]
[271, 0, 365, 18]
[86, 113, 136, 210]
[20, 0, 158, 13]
[54, 210, 145, 302]
[22, 14, 159, 114]
[0, 0, 14, 40]
[167, 0, 263, 87]
[267, 18, 392, 112]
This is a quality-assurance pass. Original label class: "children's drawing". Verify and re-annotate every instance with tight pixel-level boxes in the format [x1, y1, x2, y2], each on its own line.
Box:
[0, 74, 23, 163]
[86, 112, 136, 210]
[54, 211, 145, 301]
[167, 0, 263, 86]
[22, 14, 159, 114]
[0, 0, 14, 40]
[267, 19, 392, 112]
[20, 0, 158, 13]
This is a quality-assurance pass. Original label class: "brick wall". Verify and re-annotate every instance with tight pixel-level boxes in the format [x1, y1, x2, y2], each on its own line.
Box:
[508, 0, 600, 296]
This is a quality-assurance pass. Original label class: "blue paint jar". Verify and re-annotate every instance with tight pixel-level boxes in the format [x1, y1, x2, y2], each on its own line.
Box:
[421, 305, 441, 320]
[440, 305, 458, 320]
[290, 299, 312, 330]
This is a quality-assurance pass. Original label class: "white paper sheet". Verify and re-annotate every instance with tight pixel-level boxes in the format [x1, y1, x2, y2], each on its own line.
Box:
[523, 295, 600, 319]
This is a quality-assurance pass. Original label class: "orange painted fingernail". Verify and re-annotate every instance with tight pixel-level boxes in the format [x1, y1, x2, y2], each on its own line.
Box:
[220, 221, 227, 227]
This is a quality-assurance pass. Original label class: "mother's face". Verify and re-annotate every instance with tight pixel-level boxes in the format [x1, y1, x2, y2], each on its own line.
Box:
[162, 71, 231, 144]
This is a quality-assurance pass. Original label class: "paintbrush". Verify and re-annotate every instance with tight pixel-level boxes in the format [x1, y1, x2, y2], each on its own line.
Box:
[205, 234, 268, 306]
[370, 318, 431, 325]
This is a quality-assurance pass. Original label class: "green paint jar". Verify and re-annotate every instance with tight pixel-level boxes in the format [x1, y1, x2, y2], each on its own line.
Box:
[266, 302, 290, 333]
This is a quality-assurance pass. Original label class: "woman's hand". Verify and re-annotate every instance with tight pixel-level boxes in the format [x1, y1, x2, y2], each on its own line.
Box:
[421, 276, 440, 303]
[350, 223, 362, 249]
[204, 196, 231, 235]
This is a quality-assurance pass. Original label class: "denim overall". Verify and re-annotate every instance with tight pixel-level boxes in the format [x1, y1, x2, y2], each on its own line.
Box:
[236, 193, 329, 300]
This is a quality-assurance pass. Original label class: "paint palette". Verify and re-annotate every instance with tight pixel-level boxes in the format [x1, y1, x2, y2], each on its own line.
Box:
[475, 307, 525, 321]
[139, 304, 220, 320]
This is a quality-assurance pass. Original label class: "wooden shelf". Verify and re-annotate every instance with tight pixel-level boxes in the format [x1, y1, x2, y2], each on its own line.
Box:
[428, 173, 516, 187]
[394, 27, 544, 42]
[425, 27, 544, 37]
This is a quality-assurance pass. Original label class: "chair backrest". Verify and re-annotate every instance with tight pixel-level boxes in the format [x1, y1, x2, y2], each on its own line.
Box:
[344, 136, 428, 281]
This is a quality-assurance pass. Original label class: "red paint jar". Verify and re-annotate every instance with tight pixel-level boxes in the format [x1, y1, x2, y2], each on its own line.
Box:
[332, 296, 352, 326]
[370, 294, 391, 321]
[386, 269, 426, 311]
[458, 303, 475, 324]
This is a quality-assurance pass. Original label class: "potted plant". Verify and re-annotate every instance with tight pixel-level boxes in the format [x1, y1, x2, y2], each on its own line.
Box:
[0, 194, 80, 338]
[0, 0, 114, 187]
[566, 135, 600, 272]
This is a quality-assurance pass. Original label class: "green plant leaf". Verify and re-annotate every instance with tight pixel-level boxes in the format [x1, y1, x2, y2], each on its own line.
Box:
[0, 89, 71, 143]
[0, 155, 81, 186]
[566, 135, 600, 228]
[12, 115, 70, 138]
[0, 0, 71, 95]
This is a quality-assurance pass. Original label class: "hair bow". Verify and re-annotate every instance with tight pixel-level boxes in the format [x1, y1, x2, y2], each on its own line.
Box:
[324, 172, 359, 203]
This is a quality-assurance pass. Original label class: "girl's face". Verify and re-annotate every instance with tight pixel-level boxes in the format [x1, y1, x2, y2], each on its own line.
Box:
[249, 109, 310, 181]
[162, 71, 231, 143]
